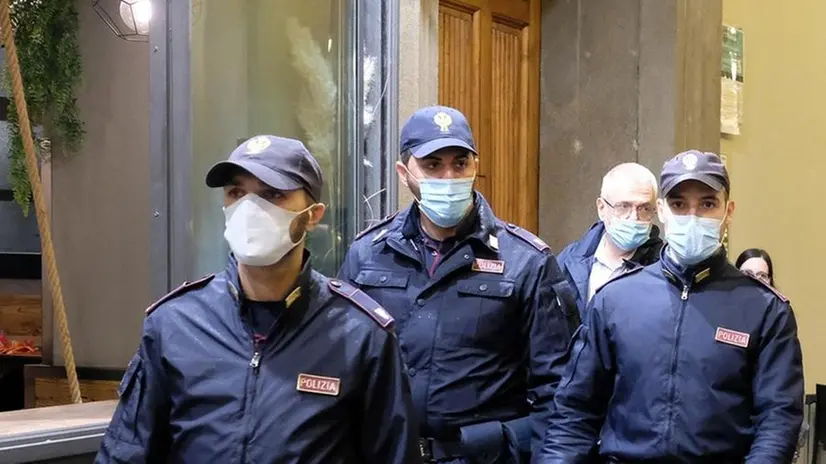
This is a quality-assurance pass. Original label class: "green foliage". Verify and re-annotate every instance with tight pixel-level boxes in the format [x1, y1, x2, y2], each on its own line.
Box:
[5, 0, 84, 215]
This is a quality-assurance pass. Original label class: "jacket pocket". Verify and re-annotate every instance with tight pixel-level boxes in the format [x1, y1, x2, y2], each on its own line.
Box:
[111, 354, 145, 442]
[119, 354, 142, 397]
[354, 269, 410, 289]
[442, 279, 515, 347]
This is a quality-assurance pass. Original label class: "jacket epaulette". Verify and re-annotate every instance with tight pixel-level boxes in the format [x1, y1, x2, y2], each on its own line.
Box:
[327, 279, 394, 329]
[743, 272, 789, 303]
[145, 274, 215, 315]
[504, 222, 550, 253]
[355, 212, 399, 242]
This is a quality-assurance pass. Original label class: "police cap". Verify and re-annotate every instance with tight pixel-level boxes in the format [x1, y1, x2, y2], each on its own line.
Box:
[205, 135, 323, 202]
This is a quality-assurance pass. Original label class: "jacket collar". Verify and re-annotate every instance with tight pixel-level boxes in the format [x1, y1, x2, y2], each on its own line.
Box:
[660, 244, 728, 287]
[225, 250, 313, 314]
[397, 191, 499, 252]
[569, 220, 663, 265]
[630, 224, 663, 263]
[570, 221, 606, 258]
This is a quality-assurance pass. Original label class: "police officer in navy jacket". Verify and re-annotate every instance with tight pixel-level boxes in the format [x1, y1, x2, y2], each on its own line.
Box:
[338, 106, 575, 463]
[537, 150, 804, 463]
[96, 136, 420, 463]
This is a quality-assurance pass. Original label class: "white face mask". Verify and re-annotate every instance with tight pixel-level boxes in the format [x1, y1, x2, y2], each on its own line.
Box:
[223, 193, 311, 267]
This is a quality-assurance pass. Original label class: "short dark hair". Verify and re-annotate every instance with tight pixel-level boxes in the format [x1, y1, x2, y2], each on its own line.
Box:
[735, 248, 774, 285]
[400, 149, 479, 164]
[664, 184, 731, 201]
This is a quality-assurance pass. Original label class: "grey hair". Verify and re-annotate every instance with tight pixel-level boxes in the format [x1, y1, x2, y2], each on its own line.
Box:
[599, 162, 658, 200]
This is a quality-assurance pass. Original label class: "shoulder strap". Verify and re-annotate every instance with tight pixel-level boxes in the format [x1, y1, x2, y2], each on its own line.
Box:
[145, 274, 215, 316]
[327, 279, 394, 329]
[742, 271, 789, 303]
[355, 212, 399, 241]
[504, 222, 550, 253]
[551, 279, 581, 336]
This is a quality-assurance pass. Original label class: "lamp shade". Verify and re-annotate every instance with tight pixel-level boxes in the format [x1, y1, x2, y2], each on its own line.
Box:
[92, 0, 151, 42]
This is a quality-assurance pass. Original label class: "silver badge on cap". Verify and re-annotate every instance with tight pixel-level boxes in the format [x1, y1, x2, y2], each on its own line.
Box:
[433, 112, 453, 133]
[682, 152, 698, 171]
[245, 136, 271, 155]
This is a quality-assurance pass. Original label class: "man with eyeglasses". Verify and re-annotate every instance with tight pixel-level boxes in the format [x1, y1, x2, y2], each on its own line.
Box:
[556, 162, 663, 316]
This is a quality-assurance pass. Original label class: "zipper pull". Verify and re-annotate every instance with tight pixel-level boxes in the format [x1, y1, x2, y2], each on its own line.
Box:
[681, 285, 689, 300]
[250, 351, 261, 373]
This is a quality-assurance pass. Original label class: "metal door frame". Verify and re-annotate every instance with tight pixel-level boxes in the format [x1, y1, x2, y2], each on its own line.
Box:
[149, 0, 399, 296]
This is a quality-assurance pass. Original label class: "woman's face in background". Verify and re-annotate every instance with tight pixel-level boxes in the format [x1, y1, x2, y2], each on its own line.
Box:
[740, 257, 771, 283]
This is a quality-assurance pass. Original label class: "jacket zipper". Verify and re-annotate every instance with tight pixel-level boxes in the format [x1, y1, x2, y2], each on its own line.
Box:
[239, 338, 261, 462]
[663, 284, 690, 449]
[250, 347, 261, 373]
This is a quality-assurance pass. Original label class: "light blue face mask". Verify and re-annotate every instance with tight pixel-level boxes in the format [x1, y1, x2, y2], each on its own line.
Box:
[416, 177, 475, 228]
[605, 219, 651, 252]
[665, 213, 724, 265]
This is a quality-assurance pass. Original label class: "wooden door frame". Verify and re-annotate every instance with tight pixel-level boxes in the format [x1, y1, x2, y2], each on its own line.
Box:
[438, 0, 541, 232]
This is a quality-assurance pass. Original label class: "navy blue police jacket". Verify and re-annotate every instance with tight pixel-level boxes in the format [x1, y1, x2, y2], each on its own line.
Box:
[95, 253, 420, 464]
[338, 193, 575, 458]
[536, 246, 804, 463]
[555, 221, 663, 317]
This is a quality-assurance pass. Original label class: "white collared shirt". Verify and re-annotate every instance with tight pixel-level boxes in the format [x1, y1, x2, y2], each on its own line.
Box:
[588, 236, 633, 302]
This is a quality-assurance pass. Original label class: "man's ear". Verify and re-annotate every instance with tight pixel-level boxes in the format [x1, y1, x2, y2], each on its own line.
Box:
[304, 203, 327, 232]
[656, 198, 667, 224]
[724, 199, 736, 227]
[596, 197, 606, 222]
[395, 160, 409, 187]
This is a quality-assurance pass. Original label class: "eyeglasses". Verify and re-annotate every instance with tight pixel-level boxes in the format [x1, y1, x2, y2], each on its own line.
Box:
[601, 198, 656, 221]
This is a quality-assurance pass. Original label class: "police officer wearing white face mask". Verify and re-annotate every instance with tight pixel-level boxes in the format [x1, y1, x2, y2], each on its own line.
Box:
[97, 135, 420, 464]
[338, 106, 575, 463]
[537, 150, 804, 463]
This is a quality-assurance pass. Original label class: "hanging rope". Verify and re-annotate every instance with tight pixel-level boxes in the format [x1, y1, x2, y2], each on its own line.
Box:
[0, 0, 82, 404]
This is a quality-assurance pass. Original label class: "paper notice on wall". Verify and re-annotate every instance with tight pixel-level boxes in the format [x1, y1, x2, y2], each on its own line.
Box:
[721, 26, 744, 135]
[721, 78, 743, 135]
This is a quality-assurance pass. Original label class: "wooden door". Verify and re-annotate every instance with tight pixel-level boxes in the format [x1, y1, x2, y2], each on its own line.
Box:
[439, 0, 540, 232]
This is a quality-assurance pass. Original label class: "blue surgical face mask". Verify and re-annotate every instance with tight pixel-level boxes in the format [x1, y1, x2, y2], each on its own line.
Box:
[406, 170, 474, 228]
[605, 219, 651, 252]
[664, 210, 725, 265]
[417, 177, 475, 228]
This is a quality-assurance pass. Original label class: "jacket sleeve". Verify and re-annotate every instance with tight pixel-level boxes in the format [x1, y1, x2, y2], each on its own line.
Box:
[359, 329, 421, 463]
[523, 253, 577, 456]
[746, 301, 804, 463]
[536, 296, 614, 463]
[95, 315, 171, 463]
